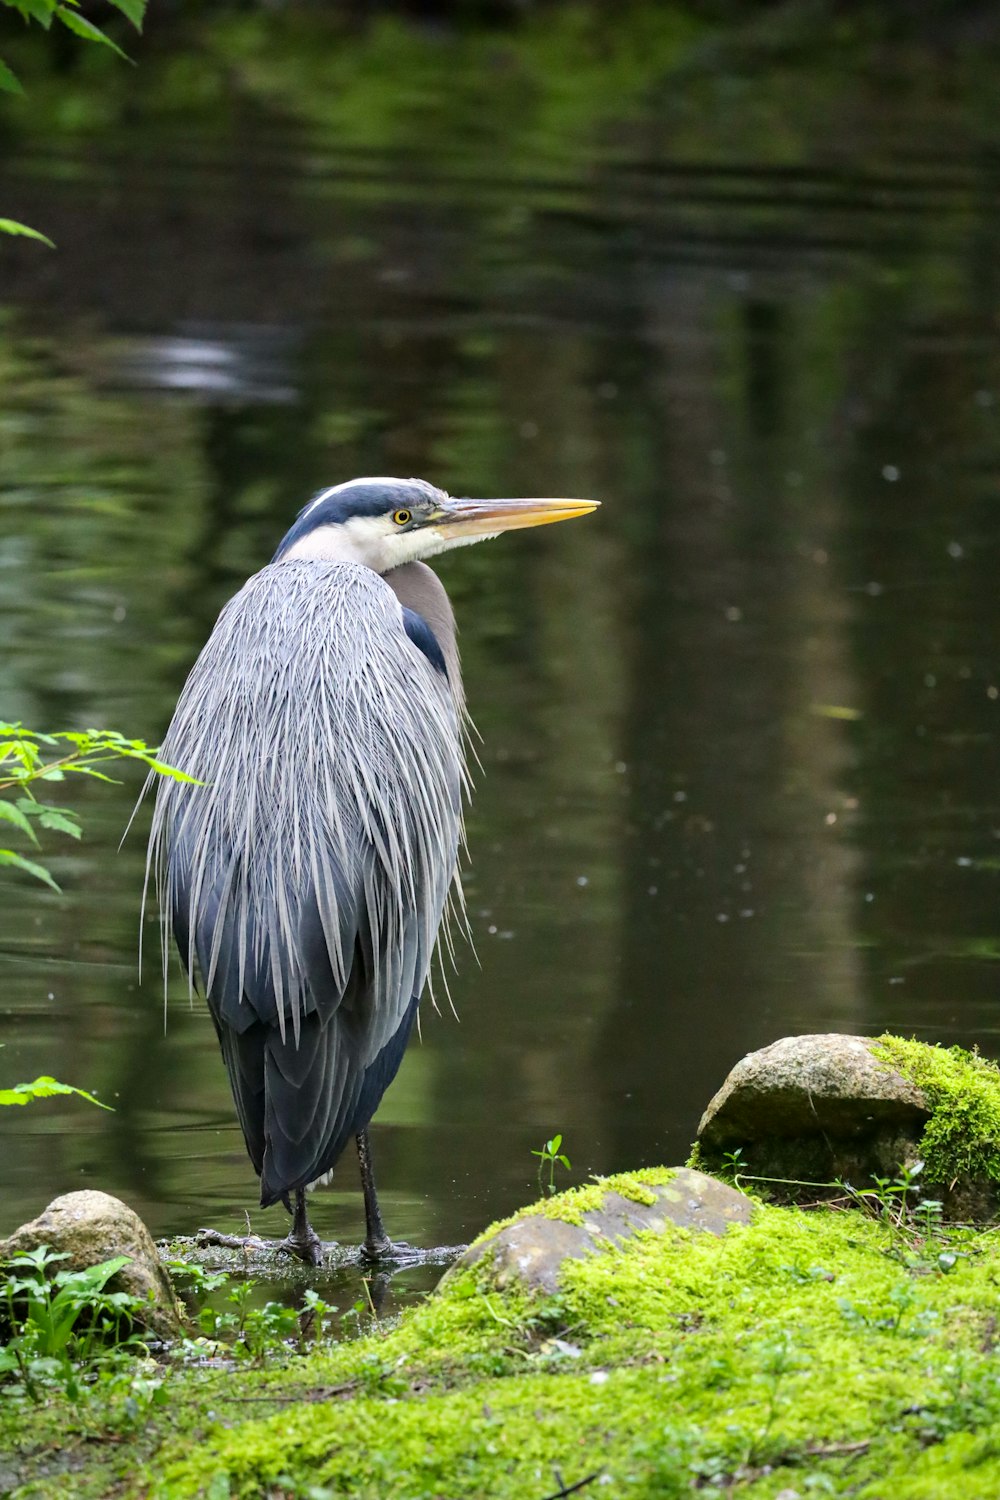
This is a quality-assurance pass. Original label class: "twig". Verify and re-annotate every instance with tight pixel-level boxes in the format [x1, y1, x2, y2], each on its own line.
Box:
[194, 1228, 274, 1253]
[168, 1380, 361, 1407]
[803, 1440, 871, 1458]
[537, 1471, 602, 1500]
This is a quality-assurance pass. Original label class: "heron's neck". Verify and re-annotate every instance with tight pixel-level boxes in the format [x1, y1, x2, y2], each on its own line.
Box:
[279, 519, 389, 570]
[383, 562, 464, 711]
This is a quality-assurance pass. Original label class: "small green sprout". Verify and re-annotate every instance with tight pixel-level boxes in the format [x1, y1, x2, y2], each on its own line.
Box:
[532, 1133, 572, 1196]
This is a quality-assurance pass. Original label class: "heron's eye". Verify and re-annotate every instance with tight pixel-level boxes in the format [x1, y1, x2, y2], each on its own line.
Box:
[392, 509, 412, 527]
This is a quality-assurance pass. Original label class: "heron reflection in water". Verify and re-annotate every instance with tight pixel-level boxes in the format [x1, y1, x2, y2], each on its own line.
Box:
[147, 477, 598, 1263]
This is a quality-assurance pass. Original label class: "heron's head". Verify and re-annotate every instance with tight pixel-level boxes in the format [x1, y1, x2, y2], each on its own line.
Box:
[272, 477, 598, 575]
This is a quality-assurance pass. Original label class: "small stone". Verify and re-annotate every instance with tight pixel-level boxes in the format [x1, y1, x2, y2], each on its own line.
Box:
[0, 1190, 185, 1340]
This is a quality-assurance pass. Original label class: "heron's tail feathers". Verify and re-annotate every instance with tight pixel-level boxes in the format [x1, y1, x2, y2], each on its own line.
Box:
[255, 994, 419, 1208]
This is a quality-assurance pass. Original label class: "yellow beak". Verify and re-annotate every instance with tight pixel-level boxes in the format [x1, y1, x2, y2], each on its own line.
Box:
[434, 495, 599, 540]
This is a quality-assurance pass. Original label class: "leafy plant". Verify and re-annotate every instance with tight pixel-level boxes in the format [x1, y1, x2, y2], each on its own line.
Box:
[836, 1159, 930, 1230]
[921, 1355, 1000, 1443]
[0, 723, 196, 890]
[742, 1333, 800, 1468]
[1, 0, 147, 243]
[0, 1045, 110, 1110]
[298, 1288, 337, 1351]
[168, 1263, 337, 1365]
[0, 1044, 110, 1118]
[0, 722, 189, 1114]
[532, 1133, 571, 1196]
[717, 1146, 746, 1188]
[0, 1244, 147, 1402]
[831, 1160, 966, 1269]
[227, 1291, 299, 1365]
[0, 1074, 110, 1108]
[164, 1259, 228, 1301]
[836, 1281, 935, 1339]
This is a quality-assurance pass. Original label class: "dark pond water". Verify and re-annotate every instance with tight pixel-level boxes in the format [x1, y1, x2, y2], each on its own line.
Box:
[2, 9, 999, 1311]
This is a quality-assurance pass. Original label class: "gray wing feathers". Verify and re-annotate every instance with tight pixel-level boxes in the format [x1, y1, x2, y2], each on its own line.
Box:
[148, 560, 462, 1196]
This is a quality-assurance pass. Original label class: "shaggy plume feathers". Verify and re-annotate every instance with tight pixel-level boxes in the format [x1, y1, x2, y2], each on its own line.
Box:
[146, 559, 464, 1201]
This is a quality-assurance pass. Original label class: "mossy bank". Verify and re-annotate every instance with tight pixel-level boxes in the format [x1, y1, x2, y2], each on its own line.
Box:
[5, 1162, 1000, 1499]
[871, 1035, 1000, 1194]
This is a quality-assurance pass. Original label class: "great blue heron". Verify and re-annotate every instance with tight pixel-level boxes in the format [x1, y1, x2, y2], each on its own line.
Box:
[148, 476, 597, 1263]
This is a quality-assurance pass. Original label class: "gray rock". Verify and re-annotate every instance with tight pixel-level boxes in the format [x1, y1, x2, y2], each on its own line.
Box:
[0, 1190, 184, 1340]
[453, 1167, 754, 1295]
[696, 1033, 930, 1189]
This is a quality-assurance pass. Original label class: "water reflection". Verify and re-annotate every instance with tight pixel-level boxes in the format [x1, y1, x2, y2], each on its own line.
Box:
[111, 326, 300, 404]
[1, 13, 999, 1269]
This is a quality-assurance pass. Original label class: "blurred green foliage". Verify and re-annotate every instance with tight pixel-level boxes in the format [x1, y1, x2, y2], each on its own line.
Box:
[0, 0, 146, 240]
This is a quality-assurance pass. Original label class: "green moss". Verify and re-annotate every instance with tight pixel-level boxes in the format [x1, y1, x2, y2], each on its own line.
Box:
[7, 1191, 1000, 1497]
[871, 1035, 1000, 1185]
[138, 1204, 1000, 1498]
[473, 1167, 675, 1235]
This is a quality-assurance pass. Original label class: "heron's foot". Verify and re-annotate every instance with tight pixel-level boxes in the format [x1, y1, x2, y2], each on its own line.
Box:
[195, 1225, 331, 1266]
[359, 1236, 420, 1264]
[277, 1224, 326, 1267]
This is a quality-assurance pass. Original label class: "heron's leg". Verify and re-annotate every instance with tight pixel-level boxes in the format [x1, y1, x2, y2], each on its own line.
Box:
[357, 1128, 391, 1258]
[278, 1188, 324, 1267]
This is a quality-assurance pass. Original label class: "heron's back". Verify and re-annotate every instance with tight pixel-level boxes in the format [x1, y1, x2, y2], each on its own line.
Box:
[149, 559, 463, 1201]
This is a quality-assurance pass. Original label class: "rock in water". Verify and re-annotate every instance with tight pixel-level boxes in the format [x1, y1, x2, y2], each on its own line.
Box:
[695, 1033, 1000, 1218]
[0, 1190, 184, 1340]
[696, 1033, 930, 1190]
[452, 1167, 754, 1295]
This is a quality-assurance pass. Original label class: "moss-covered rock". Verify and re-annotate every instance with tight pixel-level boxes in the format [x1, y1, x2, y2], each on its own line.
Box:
[870, 1036, 1000, 1217]
[455, 1166, 754, 1293]
[695, 1033, 1000, 1218]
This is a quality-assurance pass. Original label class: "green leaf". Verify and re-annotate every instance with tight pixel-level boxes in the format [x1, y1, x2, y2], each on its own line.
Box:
[9, 0, 57, 29]
[138, 757, 201, 784]
[811, 703, 863, 721]
[6, 1247, 71, 1271]
[0, 800, 39, 843]
[0, 1076, 110, 1109]
[56, 1254, 130, 1291]
[0, 848, 60, 890]
[63, 765, 118, 783]
[0, 57, 24, 93]
[104, 0, 145, 29]
[54, 6, 130, 59]
[0, 219, 55, 248]
[37, 809, 82, 839]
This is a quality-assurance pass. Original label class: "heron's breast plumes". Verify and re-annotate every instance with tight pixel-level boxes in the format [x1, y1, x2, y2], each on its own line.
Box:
[147, 560, 464, 1056]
